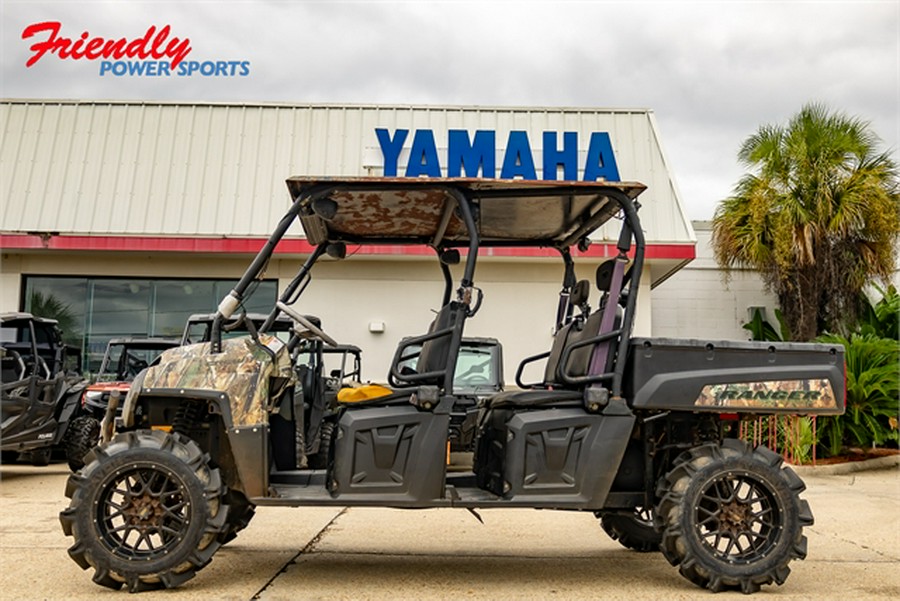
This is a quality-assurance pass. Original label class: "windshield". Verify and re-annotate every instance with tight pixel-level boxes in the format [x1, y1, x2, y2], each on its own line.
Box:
[99, 343, 176, 381]
[398, 340, 500, 393]
[181, 316, 293, 345]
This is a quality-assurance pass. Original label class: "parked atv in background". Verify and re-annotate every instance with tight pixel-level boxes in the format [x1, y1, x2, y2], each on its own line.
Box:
[61, 178, 845, 595]
[397, 336, 503, 453]
[1, 312, 85, 466]
[180, 312, 297, 345]
[65, 337, 180, 471]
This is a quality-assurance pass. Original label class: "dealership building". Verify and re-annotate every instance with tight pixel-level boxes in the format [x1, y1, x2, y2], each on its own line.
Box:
[0, 100, 775, 378]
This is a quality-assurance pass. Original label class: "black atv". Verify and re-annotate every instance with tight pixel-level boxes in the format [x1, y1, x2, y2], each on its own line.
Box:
[1, 312, 85, 466]
[60, 178, 844, 595]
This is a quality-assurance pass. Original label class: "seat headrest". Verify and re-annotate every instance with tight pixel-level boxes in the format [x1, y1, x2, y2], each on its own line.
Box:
[596, 260, 615, 292]
[571, 279, 591, 307]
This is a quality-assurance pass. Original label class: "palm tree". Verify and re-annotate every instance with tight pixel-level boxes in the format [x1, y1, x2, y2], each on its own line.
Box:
[712, 104, 899, 341]
[28, 291, 81, 346]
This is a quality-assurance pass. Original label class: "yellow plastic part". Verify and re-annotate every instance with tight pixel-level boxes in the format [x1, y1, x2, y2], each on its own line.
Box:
[336, 384, 393, 403]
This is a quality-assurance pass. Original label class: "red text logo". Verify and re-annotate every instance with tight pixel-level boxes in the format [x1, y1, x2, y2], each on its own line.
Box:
[21, 21, 192, 68]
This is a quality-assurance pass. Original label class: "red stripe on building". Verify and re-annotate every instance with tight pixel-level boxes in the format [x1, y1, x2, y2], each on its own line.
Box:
[0, 234, 695, 260]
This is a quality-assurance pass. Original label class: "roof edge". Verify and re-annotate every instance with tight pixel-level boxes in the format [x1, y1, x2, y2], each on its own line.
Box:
[0, 98, 654, 115]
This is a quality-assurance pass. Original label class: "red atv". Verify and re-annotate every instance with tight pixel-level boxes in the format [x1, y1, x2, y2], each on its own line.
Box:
[65, 337, 179, 471]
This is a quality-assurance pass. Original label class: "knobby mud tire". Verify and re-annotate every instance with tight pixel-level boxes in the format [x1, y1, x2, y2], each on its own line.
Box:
[598, 506, 661, 552]
[307, 420, 335, 470]
[59, 430, 229, 592]
[64, 416, 101, 472]
[218, 489, 256, 545]
[655, 439, 812, 594]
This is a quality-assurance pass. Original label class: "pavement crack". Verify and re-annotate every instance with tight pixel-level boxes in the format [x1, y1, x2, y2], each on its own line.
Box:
[250, 507, 348, 600]
[808, 527, 900, 562]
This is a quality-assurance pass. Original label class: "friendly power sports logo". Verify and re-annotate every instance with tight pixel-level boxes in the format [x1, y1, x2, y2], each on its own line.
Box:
[21, 21, 250, 77]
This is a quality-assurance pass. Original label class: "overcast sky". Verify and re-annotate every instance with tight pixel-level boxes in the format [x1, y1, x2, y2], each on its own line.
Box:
[2, 0, 897, 220]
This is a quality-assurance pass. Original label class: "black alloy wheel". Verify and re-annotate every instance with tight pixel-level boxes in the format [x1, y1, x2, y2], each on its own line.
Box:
[60, 430, 229, 592]
[655, 439, 812, 594]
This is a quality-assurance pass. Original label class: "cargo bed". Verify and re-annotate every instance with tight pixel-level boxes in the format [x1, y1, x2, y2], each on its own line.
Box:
[624, 337, 845, 414]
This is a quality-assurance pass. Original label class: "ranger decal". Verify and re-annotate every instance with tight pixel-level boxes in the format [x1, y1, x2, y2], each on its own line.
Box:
[695, 379, 837, 410]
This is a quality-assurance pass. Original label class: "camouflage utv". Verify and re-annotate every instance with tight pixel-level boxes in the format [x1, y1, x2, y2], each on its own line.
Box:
[60, 178, 844, 594]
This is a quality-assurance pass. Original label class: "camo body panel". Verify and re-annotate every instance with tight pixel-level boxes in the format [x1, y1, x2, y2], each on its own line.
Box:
[140, 334, 292, 427]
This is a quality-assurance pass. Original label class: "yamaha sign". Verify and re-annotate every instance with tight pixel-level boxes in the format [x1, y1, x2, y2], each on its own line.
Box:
[374, 128, 621, 181]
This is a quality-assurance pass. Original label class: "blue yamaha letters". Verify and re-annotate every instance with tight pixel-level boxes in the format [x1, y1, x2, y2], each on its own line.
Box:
[375, 128, 620, 181]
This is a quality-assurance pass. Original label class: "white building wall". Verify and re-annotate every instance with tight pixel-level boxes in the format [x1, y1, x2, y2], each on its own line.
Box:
[651, 222, 777, 341]
[0, 260, 20, 310]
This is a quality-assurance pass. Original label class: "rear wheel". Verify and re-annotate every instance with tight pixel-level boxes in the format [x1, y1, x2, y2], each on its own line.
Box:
[60, 430, 228, 592]
[598, 506, 661, 552]
[218, 490, 255, 545]
[64, 416, 101, 472]
[307, 420, 335, 469]
[655, 439, 812, 594]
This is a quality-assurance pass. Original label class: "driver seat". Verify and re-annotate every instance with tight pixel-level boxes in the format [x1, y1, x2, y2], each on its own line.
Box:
[337, 302, 465, 408]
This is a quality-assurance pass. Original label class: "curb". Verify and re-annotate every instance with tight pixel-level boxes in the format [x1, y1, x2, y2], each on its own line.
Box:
[789, 454, 900, 477]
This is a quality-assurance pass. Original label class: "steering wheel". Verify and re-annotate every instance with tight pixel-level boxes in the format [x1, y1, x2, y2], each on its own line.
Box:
[277, 301, 339, 347]
[126, 355, 149, 377]
[458, 374, 491, 386]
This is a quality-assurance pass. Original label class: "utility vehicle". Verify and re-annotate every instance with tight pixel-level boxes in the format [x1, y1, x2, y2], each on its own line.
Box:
[64, 315, 298, 472]
[60, 178, 845, 594]
[1, 312, 86, 465]
[65, 337, 180, 471]
[179, 312, 296, 345]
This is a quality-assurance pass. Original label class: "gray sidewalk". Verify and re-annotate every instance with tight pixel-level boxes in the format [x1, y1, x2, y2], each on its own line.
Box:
[1, 460, 898, 600]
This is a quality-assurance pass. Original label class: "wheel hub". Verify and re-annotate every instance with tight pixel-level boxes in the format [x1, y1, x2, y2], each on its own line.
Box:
[719, 499, 753, 534]
[98, 465, 190, 556]
[125, 492, 166, 527]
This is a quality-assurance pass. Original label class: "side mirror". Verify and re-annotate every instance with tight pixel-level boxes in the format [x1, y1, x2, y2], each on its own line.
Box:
[440, 249, 460, 265]
[326, 242, 347, 259]
[312, 198, 338, 220]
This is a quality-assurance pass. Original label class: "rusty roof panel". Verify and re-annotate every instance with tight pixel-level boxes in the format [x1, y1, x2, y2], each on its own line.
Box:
[286, 177, 645, 247]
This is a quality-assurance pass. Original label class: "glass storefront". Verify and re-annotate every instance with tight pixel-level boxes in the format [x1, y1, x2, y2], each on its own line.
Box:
[23, 276, 277, 373]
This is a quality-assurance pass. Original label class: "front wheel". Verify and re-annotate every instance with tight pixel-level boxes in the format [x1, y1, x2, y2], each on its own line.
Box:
[64, 416, 101, 472]
[59, 430, 229, 592]
[655, 439, 812, 594]
[218, 489, 256, 545]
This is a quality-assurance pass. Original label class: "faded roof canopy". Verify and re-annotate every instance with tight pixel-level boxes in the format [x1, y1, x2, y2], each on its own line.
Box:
[287, 177, 646, 248]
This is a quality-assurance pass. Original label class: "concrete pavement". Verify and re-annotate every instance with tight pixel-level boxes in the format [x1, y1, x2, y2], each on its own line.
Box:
[1, 460, 898, 600]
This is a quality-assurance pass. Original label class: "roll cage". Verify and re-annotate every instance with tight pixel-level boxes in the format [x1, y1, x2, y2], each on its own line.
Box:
[214, 177, 647, 399]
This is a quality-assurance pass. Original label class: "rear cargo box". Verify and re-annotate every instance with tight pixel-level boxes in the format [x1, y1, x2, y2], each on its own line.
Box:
[624, 338, 844, 414]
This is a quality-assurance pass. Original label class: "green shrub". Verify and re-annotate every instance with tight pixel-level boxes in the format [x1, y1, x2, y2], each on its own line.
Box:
[816, 333, 899, 457]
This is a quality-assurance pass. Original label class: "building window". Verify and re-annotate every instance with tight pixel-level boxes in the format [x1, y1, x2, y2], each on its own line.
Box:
[23, 276, 277, 372]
